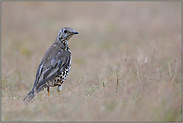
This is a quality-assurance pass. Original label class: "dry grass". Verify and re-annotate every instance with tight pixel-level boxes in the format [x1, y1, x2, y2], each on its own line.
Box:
[1, 1, 182, 122]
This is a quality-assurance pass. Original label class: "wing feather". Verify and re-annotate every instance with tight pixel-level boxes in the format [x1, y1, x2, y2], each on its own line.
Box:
[33, 48, 71, 91]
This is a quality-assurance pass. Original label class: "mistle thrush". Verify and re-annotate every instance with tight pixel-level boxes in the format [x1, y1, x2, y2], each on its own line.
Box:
[23, 27, 78, 103]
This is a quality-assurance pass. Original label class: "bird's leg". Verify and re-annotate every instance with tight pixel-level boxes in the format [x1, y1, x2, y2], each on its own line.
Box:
[47, 87, 50, 97]
[57, 85, 62, 95]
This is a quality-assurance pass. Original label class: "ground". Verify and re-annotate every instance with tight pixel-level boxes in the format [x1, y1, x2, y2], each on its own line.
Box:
[1, 1, 182, 121]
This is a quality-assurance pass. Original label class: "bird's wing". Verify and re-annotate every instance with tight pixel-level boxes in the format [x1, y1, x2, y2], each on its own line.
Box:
[33, 48, 71, 92]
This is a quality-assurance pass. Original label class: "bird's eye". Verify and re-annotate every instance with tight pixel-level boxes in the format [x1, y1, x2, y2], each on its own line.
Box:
[64, 30, 67, 33]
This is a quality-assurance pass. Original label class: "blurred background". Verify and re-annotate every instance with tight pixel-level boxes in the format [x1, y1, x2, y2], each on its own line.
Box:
[1, 2, 181, 121]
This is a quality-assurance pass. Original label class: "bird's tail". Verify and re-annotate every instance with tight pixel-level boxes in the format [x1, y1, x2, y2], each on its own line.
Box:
[23, 89, 35, 103]
[23, 87, 44, 104]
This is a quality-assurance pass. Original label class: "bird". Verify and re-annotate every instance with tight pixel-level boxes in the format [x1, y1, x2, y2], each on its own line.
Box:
[23, 27, 78, 103]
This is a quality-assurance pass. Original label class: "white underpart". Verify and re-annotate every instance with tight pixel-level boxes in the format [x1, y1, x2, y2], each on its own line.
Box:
[58, 85, 62, 91]
[69, 52, 72, 69]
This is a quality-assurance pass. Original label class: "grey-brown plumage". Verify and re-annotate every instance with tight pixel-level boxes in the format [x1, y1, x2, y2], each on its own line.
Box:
[23, 27, 78, 103]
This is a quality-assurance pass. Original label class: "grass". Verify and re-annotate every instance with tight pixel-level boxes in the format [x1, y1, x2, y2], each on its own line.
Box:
[1, 1, 182, 122]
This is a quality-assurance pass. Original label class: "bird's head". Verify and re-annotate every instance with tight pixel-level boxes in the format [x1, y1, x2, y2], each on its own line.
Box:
[58, 27, 78, 41]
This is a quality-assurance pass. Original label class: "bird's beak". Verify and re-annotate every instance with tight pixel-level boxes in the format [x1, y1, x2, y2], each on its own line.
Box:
[73, 31, 79, 34]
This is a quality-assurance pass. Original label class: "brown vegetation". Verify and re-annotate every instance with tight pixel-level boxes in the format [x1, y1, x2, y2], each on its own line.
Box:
[1, 2, 181, 121]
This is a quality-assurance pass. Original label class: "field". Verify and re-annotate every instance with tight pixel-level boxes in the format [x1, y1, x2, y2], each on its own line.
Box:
[1, 1, 182, 122]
